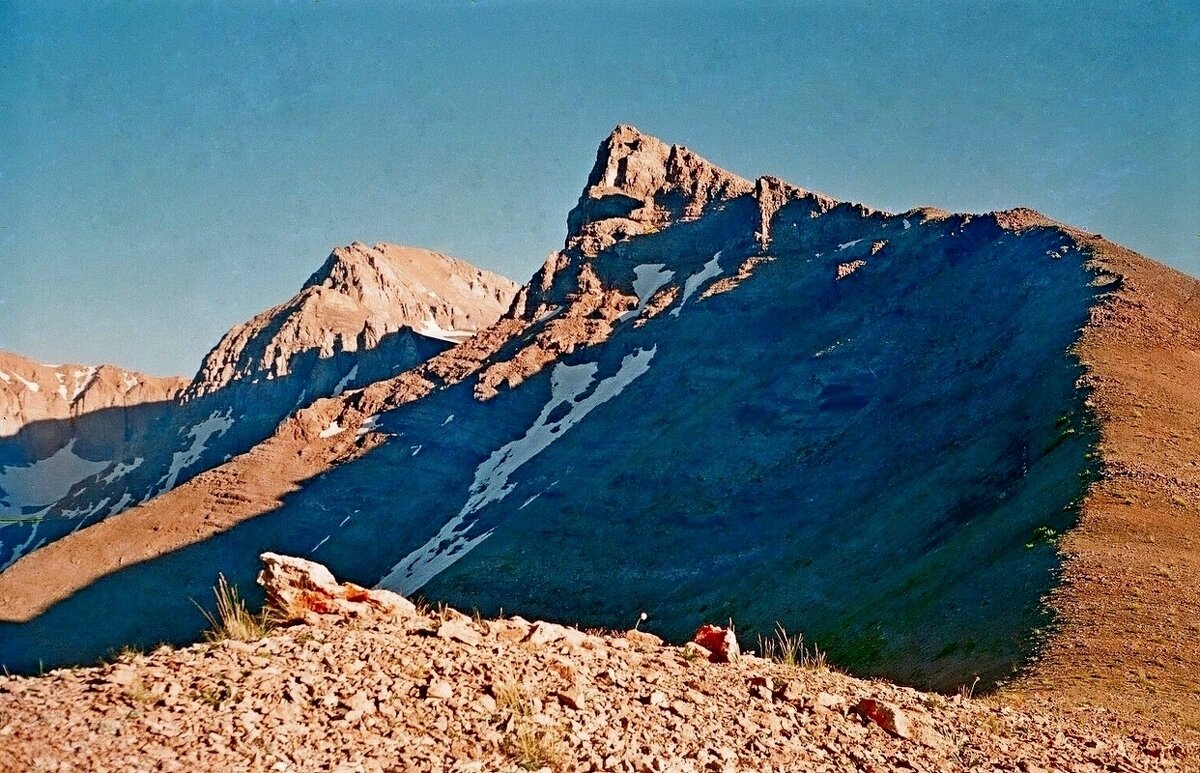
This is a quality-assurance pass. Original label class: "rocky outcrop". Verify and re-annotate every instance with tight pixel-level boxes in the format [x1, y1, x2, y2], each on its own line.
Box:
[564, 125, 754, 254]
[257, 551, 416, 625]
[187, 243, 519, 397]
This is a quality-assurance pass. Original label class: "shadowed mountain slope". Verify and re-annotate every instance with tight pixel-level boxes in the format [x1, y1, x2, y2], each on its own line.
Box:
[2, 127, 1197, 730]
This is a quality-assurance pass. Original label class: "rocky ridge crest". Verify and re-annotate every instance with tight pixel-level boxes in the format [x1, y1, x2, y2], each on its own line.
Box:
[0, 351, 186, 439]
[0, 553, 1187, 772]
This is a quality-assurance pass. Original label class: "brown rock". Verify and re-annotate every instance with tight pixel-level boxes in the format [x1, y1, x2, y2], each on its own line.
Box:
[526, 621, 570, 647]
[557, 688, 585, 711]
[625, 630, 664, 649]
[437, 619, 482, 647]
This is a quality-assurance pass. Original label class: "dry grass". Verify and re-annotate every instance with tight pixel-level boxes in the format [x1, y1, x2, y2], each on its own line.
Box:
[758, 623, 830, 670]
[490, 680, 563, 770]
[492, 680, 531, 717]
[507, 723, 564, 771]
[197, 574, 270, 643]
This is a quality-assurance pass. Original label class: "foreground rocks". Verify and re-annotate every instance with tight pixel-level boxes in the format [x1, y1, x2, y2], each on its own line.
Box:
[0, 556, 1192, 772]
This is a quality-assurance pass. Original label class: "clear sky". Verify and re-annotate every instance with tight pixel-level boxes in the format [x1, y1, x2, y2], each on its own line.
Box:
[2, 1, 1196, 376]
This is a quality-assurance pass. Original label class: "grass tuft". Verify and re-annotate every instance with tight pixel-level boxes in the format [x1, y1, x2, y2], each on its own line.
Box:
[758, 622, 830, 670]
[957, 675, 981, 701]
[197, 574, 271, 643]
[507, 723, 564, 771]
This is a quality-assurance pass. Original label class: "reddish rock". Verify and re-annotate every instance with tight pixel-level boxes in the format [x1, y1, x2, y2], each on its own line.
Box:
[691, 624, 740, 663]
[855, 698, 948, 751]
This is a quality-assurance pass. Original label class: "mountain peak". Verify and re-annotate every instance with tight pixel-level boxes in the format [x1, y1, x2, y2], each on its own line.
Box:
[566, 126, 754, 252]
[187, 243, 519, 396]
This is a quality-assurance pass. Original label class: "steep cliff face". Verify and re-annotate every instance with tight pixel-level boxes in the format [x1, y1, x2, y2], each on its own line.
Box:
[0, 353, 186, 529]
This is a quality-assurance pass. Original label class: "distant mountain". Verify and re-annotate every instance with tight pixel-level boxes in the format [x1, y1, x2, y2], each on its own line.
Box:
[2, 127, 1197, 731]
[0, 353, 186, 439]
[0, 353, 186, 526]
[188, 242, 517, 398]
[0, 244, 518, 568]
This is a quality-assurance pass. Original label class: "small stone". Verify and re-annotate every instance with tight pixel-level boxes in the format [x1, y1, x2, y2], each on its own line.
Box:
[526, 622, 569, 647]
[557, 688, 585, 711]
[670, 700, 694, 718]
[107, 666, 136, 687]
[816, 692, 844, 710]
[437, 619, 482, 647]
[777, 681, 805, 703]
[626, 630, 664, 649]
[426, 682, 454, 700]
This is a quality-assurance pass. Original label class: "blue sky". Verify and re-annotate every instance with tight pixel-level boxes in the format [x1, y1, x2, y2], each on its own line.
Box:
[2, 1, 1196, 376]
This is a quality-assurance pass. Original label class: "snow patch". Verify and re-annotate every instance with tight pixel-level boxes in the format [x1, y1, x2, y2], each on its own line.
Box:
[620, 263, 675, 322]
[319, 421, 345, 439]
[356, 415, 381, 437]
[380, 346, 657, 594]
[70, 367, 97, 401]
[0, 440, 109, 515]
[0, 369, 42, 392]
[108, 492, 133, 517]
[332, 365, 358, 397]
[54, 372, 67, 400]
[157, 410, 235, 492]
[535, 306, 562, 324]
[3, 513, 48, 565]
[669, 252, 723, 318]
[418, 318, 471, 343]
[101, 457, 144, 484]
[121, 371, 139, 391]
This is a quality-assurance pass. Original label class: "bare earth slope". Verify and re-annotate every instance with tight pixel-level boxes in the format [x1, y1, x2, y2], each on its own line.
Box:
[0, 556, 1190, 772]
[1013, 232, 1200, 731]
[1, 126, 1198, 742]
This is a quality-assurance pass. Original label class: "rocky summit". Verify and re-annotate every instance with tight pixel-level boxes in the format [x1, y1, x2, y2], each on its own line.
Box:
[0, 554, 1189, 772]
[2, 126, 1200, 768]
